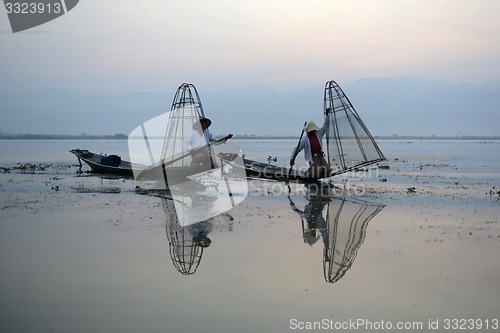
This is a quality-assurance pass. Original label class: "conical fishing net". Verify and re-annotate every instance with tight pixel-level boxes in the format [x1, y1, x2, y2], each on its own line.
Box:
[324, 80, 385, 175]
[160, 83, 215, 168]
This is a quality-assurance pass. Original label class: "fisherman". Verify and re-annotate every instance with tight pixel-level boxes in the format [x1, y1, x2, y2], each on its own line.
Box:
[186, 117, 215, 166]
[290, 117, 331, 178]
[190, 220, 213, 248]
[288, 188, 330, 246]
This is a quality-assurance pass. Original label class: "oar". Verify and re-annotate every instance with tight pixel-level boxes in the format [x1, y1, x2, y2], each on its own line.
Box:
[287, 122, 307, 191]
[161, 134, 233, 169]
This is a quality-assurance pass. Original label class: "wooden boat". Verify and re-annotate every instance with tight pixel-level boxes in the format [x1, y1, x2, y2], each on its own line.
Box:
[240, 157, 321, 182]
[70, 148, 319, 183]
[70, 148, 213, 184]
[70, 149, 134, 177]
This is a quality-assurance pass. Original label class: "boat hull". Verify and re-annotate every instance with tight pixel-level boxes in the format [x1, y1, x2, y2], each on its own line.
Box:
[70, 149, 217, 185]
[71, 149, 330, 183]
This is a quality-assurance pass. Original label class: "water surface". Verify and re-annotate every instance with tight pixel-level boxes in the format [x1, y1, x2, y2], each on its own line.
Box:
[0, 139, 499, 332]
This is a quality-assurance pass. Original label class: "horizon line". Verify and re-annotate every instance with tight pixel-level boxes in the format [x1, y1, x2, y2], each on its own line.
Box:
[0, 133, 499, 140]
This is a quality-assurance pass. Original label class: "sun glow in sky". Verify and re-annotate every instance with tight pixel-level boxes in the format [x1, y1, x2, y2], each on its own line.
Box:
[1, 0, 499, 93]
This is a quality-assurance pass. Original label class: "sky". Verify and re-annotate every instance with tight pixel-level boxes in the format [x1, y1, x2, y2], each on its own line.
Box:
[1, 0, 500, 95]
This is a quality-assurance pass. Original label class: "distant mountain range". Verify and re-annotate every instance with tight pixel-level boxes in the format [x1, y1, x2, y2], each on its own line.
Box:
[0, 133, 498, 141]
[1, 77, 499, 136]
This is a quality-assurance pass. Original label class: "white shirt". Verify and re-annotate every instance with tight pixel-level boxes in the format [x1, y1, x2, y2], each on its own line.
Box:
[291, 118, 328, 163]
[185, 129, 215, 152]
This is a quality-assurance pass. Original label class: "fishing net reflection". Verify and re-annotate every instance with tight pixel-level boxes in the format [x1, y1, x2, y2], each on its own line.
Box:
[290, 189, 384, 284]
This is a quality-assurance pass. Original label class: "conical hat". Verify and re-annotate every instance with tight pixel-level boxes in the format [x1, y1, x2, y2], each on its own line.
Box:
[304, 121, 319, 133]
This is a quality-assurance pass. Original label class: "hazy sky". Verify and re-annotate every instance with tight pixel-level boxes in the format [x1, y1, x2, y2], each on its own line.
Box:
[1, 0, 500, 94]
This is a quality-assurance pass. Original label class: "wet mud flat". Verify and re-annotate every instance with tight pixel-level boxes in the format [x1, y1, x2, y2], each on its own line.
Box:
[0, 163, 499, 333]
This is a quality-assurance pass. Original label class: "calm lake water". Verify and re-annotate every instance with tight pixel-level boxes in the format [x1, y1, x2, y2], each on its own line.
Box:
[0, 139, 499, 333]
[1, 138, 499, 169]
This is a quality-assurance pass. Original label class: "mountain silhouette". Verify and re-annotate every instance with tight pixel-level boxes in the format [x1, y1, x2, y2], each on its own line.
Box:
[1, 78, 498, 136]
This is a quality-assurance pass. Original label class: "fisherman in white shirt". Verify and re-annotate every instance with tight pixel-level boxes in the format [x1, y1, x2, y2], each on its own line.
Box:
[290, 117, 331, 178]
[186, 117, 215, 167]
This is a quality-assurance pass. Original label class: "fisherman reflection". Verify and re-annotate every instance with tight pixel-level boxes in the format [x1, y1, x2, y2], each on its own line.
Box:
[189, 220, 213, 248]
[163, 197, 213, 275]
[289, 189, 330, 246]
[186, 117, 215, 167]
[288, 187, 384, 284]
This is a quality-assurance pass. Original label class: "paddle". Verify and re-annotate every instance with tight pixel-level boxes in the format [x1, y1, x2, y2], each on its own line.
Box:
[288, 121, 307, 187]
[161, 133, 233, 168]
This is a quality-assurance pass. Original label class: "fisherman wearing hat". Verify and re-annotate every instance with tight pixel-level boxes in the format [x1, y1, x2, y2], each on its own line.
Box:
[288, 189, 329, 246]
[186, 117, 215, 166]
[290, 118, 331, 178]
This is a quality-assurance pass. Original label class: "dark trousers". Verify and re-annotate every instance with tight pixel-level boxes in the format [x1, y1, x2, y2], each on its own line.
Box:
[305, 154, 331, 178]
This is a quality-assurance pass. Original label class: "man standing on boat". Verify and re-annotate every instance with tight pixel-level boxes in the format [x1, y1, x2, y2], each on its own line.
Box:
[186, 117, 215, 167]
[290, 116, 331, 178]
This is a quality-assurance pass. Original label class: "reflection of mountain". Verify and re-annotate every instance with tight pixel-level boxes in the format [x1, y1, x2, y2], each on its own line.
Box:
[290, 191, 384, 284]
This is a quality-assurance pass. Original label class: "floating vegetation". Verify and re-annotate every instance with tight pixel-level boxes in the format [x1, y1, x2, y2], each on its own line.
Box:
[0, 167, 11, 173]
[0, 163, 74, 174]
[407, 187, 416, 193]
[488, 186, 500, 198]
[11, 163, 51, 173]
[71, 186, 121, 194]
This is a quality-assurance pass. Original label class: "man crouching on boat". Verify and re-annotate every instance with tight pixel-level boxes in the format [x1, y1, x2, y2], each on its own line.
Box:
[290, 118, 331, 178]
[186, 117, 215, 167]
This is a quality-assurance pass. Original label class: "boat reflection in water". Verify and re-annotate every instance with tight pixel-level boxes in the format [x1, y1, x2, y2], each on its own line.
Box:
[289, 184, 384, 284]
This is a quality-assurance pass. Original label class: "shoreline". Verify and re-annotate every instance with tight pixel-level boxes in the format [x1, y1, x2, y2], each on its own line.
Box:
[1, 134, 500, 141]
